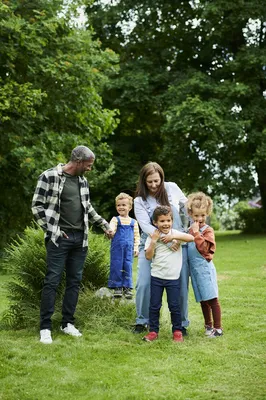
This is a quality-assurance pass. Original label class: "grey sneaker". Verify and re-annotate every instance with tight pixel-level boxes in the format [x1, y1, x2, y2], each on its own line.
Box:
[40, 329, 53, 344]
[123, 288, 133, 299]
[60, 323, 82, 337]
[208, 328, 223, 338]
[113, 288, 123, 298]
[205, 326, 214, 336]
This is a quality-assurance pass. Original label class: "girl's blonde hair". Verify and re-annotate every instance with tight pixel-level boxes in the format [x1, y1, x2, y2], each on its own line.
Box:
[186, 192, 213, 216]
[115, 192, 133, 209]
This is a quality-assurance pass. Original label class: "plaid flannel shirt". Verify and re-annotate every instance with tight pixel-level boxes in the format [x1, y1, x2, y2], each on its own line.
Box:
[31, 163, 110, 248]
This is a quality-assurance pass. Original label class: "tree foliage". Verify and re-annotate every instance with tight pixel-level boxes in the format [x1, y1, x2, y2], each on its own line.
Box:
[87, 0, 266, 211]
[0, 0, 119, 246]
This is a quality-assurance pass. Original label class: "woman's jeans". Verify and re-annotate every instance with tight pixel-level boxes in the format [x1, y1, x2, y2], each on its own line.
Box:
[40, 231, 87, 330]
[135, 244, 189, 327]
[149, 276, 181, 333]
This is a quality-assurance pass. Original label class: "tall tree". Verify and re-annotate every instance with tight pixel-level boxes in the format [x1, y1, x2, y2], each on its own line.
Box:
[0, 0, 119, 246]
[162, 1, 266, 206]
[87, 0, 266, 209]
[87, 0, 200, 213]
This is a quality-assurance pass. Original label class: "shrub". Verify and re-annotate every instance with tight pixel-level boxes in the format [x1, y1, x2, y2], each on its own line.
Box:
[239, 208, 266, 234]
[209, 212, 220, 230]
[1, 225, 111, 329]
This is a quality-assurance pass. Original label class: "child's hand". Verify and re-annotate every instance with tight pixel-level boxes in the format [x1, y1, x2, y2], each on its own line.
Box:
[150, 229, 161, 243]
[134, 250, 139, 257]
[170, 240, 181, 251]
[105, 229, 115, 239]
[190, 222, 199, 233]
[160, 234, 173, 244]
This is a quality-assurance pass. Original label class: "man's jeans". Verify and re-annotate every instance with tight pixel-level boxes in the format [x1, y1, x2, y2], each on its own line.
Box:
[149, 276, 182, 333]
[40, 231, 87, 330]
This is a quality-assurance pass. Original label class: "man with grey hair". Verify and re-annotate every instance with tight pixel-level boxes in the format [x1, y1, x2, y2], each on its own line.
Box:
[32, 145, 113, 344]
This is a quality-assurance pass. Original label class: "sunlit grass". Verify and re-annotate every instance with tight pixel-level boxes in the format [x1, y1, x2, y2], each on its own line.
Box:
[0, 232, 266, 400]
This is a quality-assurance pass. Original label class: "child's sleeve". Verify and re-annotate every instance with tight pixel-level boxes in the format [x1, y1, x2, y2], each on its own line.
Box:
[134, 220, 140, 252]
[190, 227, 216, 261]
[109, 217, 118, 235]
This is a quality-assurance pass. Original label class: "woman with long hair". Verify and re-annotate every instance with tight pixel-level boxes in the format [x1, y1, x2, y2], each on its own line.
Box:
[133, 162, 190, 335]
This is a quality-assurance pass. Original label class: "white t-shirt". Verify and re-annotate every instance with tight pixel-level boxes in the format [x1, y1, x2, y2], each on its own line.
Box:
[144, 229, 183, 280]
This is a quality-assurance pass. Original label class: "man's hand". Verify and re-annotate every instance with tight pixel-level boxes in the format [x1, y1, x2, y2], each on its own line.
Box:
[61, 230, 69, 239]
[105, 229, 114, 239]
[134, 250, 139, 257]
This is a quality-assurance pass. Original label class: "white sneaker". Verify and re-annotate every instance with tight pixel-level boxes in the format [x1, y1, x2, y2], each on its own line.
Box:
[205, 326, 214, 336]
[60, 323, 82, 337]
[40, 329, 53, 344]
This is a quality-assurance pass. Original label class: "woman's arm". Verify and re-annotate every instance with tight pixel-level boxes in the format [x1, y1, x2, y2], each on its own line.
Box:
[134, 197, 156, 236]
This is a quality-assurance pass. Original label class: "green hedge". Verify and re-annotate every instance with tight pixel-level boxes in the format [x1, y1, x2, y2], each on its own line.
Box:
[239, 208, 266, 234]
[1, 225, 111, 329]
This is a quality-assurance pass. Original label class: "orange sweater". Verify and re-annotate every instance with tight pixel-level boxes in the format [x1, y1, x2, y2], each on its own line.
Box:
[189, 225, 216, 262]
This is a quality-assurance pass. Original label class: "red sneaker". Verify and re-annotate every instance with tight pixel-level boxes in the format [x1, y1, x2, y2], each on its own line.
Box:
[142, 331, 158, 342]
[173, 330, 184, 342]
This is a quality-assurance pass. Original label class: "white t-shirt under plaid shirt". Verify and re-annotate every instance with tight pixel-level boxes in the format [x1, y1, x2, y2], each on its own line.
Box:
[31, 163, 110, 248]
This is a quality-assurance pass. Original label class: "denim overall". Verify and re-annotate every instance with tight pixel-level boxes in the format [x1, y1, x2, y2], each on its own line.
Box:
[187, 225, 218, 302]
[135, 196, 190, 327]
[108, 217, 135, 289]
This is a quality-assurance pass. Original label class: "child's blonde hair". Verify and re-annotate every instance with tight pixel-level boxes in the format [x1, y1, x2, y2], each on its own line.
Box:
[115, 192, 133, 209]
[186, 192, 213, 216]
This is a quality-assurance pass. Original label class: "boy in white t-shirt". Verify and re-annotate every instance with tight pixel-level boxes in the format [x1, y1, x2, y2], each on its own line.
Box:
[143, 206, 194, 342]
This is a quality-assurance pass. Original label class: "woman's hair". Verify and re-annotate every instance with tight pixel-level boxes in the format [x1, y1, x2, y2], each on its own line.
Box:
[152, 205, 172, 222]
[135, 162, 170, 206]
[186, 192, 213, 216]
[115, 192, 133, 209]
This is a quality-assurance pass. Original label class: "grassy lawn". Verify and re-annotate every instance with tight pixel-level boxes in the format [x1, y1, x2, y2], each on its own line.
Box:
[0, 231, 266, 400]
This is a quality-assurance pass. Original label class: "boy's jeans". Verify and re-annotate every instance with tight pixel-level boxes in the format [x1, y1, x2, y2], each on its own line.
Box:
[149, 276, 181, 333]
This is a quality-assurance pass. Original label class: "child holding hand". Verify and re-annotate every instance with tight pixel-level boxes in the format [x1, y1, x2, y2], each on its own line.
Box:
[143, 205, 194, 342]
[186, 192, 223, 338]
[108, 193, 140, 299]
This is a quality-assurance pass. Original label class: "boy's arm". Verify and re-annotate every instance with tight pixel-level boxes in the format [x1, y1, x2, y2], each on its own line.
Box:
[145, 230, 160, 260]
[109, 217, 118, 235]
[133, 220, 140, 256]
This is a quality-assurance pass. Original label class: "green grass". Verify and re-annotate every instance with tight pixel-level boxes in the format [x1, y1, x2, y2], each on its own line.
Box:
[0, 232, 266, 400]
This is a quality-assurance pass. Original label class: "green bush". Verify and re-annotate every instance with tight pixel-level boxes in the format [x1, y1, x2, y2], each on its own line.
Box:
[209, 212, 220, 230]
[1, 225, 111, 329]
[239, 208, 266, 234]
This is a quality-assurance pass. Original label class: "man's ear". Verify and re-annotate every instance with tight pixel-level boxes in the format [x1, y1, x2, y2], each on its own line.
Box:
[153, 220, 158, 227]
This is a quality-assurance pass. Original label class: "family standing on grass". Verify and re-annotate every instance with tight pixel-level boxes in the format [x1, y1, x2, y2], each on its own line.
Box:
[32, 145, 223, 345]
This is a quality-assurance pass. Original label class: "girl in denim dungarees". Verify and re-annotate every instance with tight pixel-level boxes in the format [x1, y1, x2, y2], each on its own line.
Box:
[133, 162, 190, 335]
[186, 192, 223, 338]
